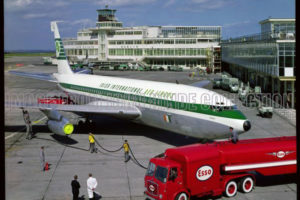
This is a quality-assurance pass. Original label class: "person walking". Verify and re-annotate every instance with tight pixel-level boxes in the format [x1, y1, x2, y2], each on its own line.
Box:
[71, 175, 81, 200]
[87, 173, 98, 200]
[22, 109, 33, 140]
[229, 127, 239, 144]
[40, 146, 45, 171]
[89, 133, 96, 153]
[123, 140, 130, 162]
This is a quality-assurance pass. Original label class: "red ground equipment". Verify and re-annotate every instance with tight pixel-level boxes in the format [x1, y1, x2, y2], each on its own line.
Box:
[144, 136, 296, 200]
[37, 96, 74, 105]
[44, 162, 49, 171]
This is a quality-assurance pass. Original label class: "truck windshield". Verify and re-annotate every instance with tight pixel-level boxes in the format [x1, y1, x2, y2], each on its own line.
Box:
[146, 162, 156, 177]
[155, 166, 168, 183]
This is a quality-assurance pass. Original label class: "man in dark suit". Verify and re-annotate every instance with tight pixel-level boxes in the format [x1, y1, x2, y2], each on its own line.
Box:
[22, 109, 33, 140]
[71, 175, 81, 200]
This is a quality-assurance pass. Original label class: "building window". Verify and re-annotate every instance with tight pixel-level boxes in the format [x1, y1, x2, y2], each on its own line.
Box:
[279, 56, 284, 67]
[285, 56, 293, 67]
[279, 67, 284, 76]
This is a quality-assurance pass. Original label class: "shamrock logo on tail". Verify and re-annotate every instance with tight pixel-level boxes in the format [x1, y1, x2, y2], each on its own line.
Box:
[55, 41, 60, 55]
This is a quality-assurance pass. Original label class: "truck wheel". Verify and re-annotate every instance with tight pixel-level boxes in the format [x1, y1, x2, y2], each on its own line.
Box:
[225, 180, 237, 197]
[175, 192, 188, 200]
[239, 177, 254, 193]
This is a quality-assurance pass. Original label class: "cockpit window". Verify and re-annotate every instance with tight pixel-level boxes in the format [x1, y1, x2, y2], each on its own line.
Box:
[210, 105, 236, 112]
[155, 166, 168, 183]
[146, 162, 156, 177]
[223, 106, 234, 110]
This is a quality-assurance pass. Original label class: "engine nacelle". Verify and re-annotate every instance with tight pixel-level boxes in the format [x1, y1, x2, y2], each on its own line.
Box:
[42, 110, 63, 121]
[47, 117, 74, 136]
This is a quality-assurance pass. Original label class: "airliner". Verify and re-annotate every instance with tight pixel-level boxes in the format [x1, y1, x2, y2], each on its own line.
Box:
[6, 22, 251, 139]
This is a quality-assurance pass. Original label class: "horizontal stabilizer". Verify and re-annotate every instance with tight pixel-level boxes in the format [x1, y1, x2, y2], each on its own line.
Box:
[8, 71, 57, 82]
[73, 68, 92, 74]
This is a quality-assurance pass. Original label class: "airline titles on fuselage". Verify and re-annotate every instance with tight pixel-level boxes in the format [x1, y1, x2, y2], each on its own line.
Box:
[99, 83, 174, 99]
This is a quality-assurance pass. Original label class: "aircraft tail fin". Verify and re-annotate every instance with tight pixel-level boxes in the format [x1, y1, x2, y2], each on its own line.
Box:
[51, 21, 73, 74]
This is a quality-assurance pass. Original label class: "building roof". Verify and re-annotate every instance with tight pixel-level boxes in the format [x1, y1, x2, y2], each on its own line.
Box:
[259, 18, 295, 24]
[97, 9, 116, 12]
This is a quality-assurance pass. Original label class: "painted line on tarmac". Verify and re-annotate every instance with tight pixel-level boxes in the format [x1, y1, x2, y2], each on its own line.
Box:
[5, 116, 47, 140]
[5, 130, 25, 140]
[32, 116, 47, 124]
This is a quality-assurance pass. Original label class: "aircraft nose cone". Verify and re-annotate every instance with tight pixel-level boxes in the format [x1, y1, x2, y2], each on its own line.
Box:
[243, 120, 251, 131]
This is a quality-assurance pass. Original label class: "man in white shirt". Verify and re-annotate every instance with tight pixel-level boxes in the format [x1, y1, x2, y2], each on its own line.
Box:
[87, 173, 98, 200]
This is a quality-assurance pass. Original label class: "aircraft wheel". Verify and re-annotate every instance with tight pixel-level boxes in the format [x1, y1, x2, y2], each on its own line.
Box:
[78, 120, 84, 127]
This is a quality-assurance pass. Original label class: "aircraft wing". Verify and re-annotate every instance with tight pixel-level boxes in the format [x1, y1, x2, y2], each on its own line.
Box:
[8, 68, 92, 82]
[8, 71, 57, 82]
[5, 101, 141, 119]
[190, 80, 211, 88]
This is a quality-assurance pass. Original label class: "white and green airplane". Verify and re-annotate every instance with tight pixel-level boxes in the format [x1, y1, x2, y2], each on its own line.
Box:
[7, 22, 251, 139]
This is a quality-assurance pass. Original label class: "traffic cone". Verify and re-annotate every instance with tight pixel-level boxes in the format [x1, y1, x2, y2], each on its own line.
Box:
[44, 162, 49, 171]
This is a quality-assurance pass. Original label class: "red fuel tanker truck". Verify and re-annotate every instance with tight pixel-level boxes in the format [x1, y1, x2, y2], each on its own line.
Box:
[144, 136, 296, 200]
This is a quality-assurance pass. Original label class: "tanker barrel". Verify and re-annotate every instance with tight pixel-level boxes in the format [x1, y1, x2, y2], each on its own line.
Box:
[219, 136, 296, 176]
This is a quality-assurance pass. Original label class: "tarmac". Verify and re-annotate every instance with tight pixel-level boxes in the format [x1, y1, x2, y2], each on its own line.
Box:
[4, 56, 297, 200]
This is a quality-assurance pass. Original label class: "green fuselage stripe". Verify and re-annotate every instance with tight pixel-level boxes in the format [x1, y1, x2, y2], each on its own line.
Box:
[59, 82, 246, 120]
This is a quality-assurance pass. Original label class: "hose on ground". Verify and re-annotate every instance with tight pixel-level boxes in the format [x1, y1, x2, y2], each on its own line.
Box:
[94, 137, 123, 153]
[128, 145, 148, 169]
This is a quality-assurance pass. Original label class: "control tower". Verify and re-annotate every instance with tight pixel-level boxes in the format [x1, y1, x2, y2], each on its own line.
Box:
[95, 6, 123, 60]
[97, 6, 117, 22]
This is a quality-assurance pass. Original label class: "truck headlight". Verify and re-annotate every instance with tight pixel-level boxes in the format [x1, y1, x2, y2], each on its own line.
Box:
[159, 194, 163, 199]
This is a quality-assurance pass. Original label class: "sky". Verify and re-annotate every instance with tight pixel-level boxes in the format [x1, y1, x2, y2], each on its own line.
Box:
[4, 0, 295, 51]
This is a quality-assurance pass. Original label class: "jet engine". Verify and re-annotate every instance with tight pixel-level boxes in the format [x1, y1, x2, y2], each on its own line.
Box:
[41, 110, 74, 136]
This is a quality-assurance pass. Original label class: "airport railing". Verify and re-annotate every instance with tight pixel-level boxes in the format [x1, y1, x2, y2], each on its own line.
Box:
[222, 31, 295, 44]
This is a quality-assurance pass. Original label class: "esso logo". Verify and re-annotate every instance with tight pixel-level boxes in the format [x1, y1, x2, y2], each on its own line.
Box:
[277, 151, 286, 158]
[196, 165, 213, 181]
[149, 185, 155, 192]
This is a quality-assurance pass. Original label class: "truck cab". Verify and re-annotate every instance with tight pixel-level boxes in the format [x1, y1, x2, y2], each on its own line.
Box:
[229, 78, 239, 93]
[212, 78, 222, 89]
[144, 146, 223, 200]
[145, 158, 185, 200]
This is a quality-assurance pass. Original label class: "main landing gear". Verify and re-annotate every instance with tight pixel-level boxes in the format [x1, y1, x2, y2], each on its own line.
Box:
[77, 116, 96, 132]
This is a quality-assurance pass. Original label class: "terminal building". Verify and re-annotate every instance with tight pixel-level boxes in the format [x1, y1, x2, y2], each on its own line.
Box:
[63, 7, 222, 71]
[221, 18, 295, 108]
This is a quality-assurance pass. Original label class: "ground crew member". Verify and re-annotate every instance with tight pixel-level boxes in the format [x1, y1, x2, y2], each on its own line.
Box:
[89, 133, 96, 153]
[87, 173, 98, 200]
[71, 175, 81, 200]
[40, 146, 45, 171]
[22, 109, 33, 140]
[123, 140, 130, 162]
[229, 127, 238, 144]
